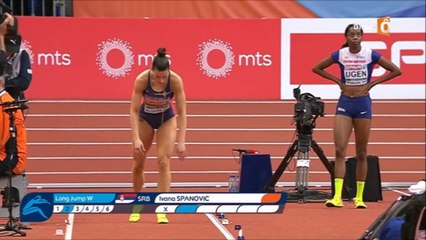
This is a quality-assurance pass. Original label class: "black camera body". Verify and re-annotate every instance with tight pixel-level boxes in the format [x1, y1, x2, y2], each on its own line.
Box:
[293, 86, 325, 134]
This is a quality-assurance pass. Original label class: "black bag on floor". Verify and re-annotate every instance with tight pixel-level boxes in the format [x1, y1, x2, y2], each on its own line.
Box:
[331, 155, 383, 202]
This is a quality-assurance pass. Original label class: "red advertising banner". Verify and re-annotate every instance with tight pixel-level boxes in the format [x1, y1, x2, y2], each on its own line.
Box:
[18, 17, 281, 100]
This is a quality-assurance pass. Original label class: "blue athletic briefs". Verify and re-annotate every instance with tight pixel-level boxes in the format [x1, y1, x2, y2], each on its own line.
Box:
[139, 106, 175, 129]
[336, 94, 372, 119]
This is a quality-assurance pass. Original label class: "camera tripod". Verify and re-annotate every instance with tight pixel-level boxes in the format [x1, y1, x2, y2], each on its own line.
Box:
[264, 130, 334, 203]
[0, 99, 30, 236]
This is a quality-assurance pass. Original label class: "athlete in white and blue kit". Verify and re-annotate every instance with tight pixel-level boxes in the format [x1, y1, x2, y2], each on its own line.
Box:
[313, 24, 401, 208]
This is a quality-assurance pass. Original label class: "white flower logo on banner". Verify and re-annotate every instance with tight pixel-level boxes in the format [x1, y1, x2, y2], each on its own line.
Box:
[96, 38, 134, 79]
[20, 40, 35, 64]
[196, 39, 235, 79]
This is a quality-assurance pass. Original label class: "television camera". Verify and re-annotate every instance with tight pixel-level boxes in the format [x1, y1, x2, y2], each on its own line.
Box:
[292, 85, 325, 135]
[264, 86, 333, 203]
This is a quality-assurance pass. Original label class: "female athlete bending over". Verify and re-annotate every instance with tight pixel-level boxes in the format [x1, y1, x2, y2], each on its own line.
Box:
[129, 48, 186, 223]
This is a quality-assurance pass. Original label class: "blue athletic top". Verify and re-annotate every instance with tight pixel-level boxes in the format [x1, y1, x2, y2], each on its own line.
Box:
[141, 71, 174, 114]
[331, 47, 382, 86]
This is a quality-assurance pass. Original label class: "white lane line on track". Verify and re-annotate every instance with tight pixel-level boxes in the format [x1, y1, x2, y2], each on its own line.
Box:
[62, 204, 234, 240]
[65, 213, 74, 240]
[205, 213, 235, 240]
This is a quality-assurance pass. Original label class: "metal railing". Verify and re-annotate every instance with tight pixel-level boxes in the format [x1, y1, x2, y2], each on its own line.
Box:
[2, 0, 72, 16]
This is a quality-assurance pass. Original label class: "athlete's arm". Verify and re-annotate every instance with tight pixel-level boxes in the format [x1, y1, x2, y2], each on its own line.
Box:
[368, 57, 401, 90]
[312, 56, 342, 86]
[130, 71, 148, 154]
[172, 72, 187, 160]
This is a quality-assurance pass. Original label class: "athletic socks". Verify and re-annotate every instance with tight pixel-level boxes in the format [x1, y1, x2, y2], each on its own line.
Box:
[334, 178, 344, 200]
[355, 181, 365, 200]
[326, 179, 367, 208]
[325, 178, 344, 207]
[355, 181, 367, 209]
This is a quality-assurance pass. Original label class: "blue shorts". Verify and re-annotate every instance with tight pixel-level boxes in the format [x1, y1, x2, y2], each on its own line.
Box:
[139, 106, 175, 129]
[335, 95, 372, 119]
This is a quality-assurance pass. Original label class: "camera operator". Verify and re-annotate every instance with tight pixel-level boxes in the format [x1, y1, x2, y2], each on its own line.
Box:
[1, 15, 31, 104]
[0, 13, 27, 176]
[0, 73, 27, 176]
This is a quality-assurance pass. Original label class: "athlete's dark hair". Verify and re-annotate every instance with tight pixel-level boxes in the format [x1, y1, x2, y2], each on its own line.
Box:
[341, 24, 364, 48]
[152, 48, 170, 71]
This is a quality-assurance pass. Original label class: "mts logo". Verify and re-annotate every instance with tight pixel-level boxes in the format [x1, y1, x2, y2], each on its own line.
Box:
[363, 40, 425, 77]
[238, 52, 272, 66]
[37, 51, 71, 66]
